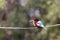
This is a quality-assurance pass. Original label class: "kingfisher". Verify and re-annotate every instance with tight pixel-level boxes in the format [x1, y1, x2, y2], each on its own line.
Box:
[30, 18, 47, 31]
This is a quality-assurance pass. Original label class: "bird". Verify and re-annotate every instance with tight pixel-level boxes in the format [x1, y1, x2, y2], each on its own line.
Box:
[30, 18, 47, 31]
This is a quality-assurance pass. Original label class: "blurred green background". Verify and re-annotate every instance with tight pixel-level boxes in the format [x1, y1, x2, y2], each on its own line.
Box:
[0, 0, 60, 40]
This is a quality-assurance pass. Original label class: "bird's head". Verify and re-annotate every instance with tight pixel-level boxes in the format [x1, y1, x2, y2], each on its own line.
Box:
[33, 18, 39, 22]
[29, 18, 39, 23]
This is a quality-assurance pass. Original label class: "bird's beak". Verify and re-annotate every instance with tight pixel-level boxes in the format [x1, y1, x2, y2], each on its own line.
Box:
[29, 20, 33, 23]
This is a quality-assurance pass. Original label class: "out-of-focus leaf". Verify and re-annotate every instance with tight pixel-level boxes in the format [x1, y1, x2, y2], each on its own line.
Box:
[0, 0, 6, 9]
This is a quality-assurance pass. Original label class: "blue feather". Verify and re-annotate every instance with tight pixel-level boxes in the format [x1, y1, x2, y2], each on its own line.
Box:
[37, 21, 44, 28]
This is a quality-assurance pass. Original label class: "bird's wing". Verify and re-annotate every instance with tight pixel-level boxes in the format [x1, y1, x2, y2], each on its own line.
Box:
[37, 21, 44, 28]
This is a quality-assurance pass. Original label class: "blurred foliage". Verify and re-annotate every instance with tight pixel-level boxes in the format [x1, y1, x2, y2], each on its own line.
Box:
[0, 0, 6, 9]
[0, 0, 60, 40]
